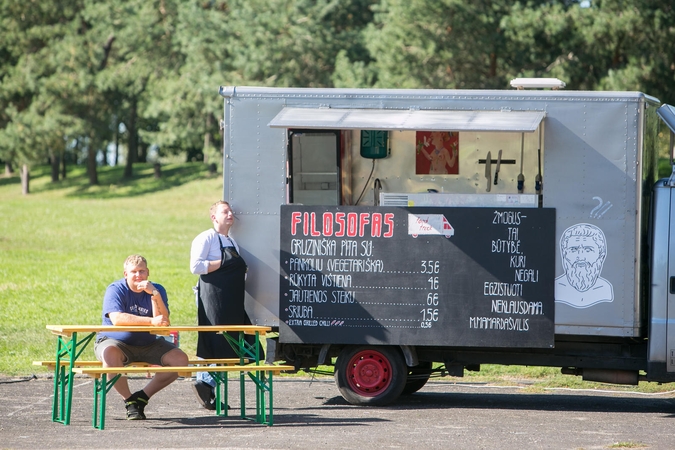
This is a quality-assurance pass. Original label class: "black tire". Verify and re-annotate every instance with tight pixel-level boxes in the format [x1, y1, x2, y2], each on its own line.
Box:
[334, 346, 407, 406]
[402, 361, 433, 395]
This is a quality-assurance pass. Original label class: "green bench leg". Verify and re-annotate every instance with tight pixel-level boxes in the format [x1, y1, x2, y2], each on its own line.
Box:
[91, 373, 121, 430]
[246, 370, 274, 426]
[208, 368, 276, 425]
[266, 371, 274, 425]
[52, 331, 95, 426]
[256, 371, 264, 423]
[240, 368, 246, 418]
[53, 335, 72, 424]
[221, 331, 273, 423]
[54, 363, 67, 423]
[209, 371, 230, 417]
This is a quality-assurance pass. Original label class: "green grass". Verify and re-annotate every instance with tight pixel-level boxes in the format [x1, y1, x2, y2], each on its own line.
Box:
[657, 158, 673, 179]
[0, 163, 222, 374]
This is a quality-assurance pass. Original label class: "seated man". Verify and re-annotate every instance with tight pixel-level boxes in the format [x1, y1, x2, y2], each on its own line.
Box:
[94, 254, 189, 420]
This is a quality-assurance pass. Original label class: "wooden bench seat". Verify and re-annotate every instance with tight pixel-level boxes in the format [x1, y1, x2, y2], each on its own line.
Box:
[33, 358, 248, 371]
[72, 364, 292, 378]
[69, 363, 294, 430]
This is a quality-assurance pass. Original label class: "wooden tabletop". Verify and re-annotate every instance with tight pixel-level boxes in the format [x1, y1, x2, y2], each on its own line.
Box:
[46, 325, 272, 337]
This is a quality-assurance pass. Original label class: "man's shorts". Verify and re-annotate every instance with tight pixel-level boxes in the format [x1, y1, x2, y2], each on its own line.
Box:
[94, 336, 177, 366]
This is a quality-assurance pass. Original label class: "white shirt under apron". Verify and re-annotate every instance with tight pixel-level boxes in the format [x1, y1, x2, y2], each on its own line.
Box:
[190, 228, 240, 275]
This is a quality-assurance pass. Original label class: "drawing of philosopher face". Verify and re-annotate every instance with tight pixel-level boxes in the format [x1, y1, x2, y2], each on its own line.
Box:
[555, 223, 614, 308]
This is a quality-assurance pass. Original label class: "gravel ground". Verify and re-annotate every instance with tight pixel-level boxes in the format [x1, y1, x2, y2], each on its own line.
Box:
[2, 375, 675, 449]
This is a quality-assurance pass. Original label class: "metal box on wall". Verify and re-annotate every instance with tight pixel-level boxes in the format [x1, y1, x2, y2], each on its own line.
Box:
[360, 130, 389, 159]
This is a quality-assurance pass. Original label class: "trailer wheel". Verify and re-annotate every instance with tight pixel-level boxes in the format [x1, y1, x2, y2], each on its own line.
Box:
[402, 361, 433, 395]
[334, 346, 406, 406]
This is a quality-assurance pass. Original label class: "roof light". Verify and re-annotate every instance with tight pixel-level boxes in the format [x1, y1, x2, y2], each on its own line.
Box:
[510, 78, 566, 90]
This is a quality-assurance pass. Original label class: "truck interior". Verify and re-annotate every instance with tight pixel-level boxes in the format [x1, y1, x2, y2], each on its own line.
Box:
[277, 108, 546, 207]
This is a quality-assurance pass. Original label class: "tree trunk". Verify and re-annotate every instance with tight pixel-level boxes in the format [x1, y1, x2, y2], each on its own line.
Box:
[87, 134, 99, 185]
[4, 161, 13, 176]
[50, 151, 60, 182]
[139, 141, 148, 163]
[21, 164, 29, 195]
[101, 143, 108, 166]
[203, 113, 213, 165]
[124, 100, 138, 178]
[61, 149, 67, 179]
[114, 120, 120, 166]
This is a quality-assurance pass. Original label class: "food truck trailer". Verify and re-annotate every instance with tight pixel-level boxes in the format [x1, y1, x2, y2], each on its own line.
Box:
[218, 81, 675, 405]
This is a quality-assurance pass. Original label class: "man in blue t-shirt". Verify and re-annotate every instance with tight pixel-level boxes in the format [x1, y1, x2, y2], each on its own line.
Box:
[94, 254, 189, 420]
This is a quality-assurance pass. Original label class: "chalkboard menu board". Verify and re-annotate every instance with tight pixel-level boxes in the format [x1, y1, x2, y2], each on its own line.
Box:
[279, 205, 556, 348]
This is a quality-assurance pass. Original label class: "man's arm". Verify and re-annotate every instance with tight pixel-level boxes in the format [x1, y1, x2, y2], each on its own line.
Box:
[109, 311, 167, 326]
[138, 281, 170, 326]
[190, 231, 222, 274]
[150, 291, 170, 320]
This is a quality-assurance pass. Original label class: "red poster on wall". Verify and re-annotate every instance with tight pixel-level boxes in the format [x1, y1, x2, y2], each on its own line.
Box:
[415, 131, 459, 175]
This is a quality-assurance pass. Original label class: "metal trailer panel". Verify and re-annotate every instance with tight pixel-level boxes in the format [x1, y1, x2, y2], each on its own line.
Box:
[222, 93, 287, 325]
[220, 87, 657, 338]
[649, 181, 671, 367]
[545, 99, 639, 336]
[648, 109, 675, 378]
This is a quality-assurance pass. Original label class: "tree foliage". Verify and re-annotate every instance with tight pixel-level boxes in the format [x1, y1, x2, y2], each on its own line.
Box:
[347, 0, 519, 89]
[224, 0, 375, 87]
[0, 0, 84, 172]
[1, 0, 674, 191]
[500, 0, 675, 102]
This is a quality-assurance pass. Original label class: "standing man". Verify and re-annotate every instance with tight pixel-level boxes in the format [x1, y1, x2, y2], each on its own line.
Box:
[190, 201, 250, 410]
[95, 254, 189, 420]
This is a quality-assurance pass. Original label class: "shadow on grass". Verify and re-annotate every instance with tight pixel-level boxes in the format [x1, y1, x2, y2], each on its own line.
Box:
[68, 164, 211, 199]
[0, 174, 20, 187]
[22, 163, 216, 198]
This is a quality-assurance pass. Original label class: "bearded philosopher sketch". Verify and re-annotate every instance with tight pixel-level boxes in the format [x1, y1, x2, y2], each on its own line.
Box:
[554, 223, 614, 308]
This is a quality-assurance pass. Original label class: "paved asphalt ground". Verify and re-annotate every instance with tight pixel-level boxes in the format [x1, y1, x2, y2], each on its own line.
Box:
[2, 374, 675, 449]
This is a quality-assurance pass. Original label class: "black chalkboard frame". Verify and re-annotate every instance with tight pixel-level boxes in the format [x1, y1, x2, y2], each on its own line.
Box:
[279, 205, 556, 349]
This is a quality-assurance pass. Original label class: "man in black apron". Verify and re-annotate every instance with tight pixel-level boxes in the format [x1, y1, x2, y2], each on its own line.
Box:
[189, 201, 252, 409]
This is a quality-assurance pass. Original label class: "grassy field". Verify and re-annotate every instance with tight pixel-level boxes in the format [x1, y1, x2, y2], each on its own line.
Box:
[2, 162, 675, 394]
[0, 163, 221, 375]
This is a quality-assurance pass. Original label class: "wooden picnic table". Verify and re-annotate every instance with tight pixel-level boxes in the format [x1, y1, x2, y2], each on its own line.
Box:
[44, 324, 272, 427]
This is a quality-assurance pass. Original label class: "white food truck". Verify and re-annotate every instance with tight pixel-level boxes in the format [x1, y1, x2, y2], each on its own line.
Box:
[218, 80, 675, 405]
